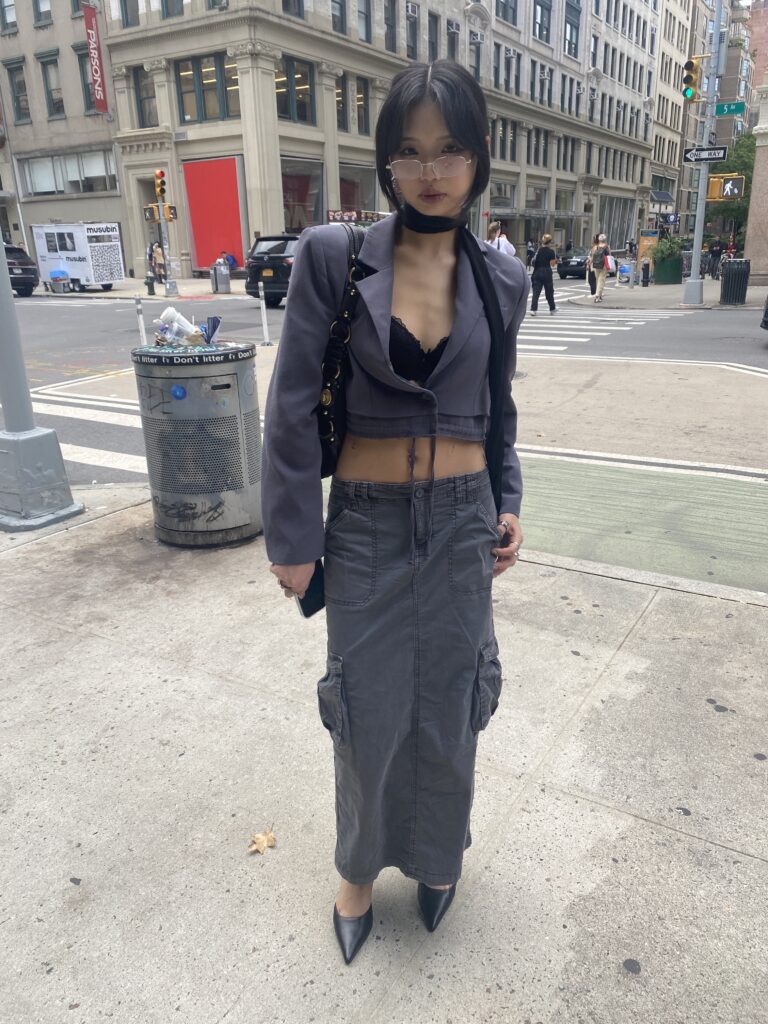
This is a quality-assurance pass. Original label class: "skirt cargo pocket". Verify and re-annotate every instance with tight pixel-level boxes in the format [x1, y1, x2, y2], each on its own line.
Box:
[471, 637, 503, 733]
[317, 653, 349, 747]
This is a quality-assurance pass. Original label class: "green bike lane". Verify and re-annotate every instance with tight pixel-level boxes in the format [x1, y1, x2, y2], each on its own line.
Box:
[518, 455, 767, 594]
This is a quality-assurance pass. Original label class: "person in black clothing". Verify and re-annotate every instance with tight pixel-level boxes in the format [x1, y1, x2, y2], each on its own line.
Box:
[529, 233, 557, 315]
[708, 236, 724, 279]
[587, 232, 599, 296]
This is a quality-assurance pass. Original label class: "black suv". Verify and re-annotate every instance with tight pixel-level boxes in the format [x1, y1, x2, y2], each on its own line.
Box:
[245, 234, 300, 307]
[5, 243, 39, 296]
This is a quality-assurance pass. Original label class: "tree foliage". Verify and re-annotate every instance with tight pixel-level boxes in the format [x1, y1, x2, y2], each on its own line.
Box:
[704, 133, 756, 235]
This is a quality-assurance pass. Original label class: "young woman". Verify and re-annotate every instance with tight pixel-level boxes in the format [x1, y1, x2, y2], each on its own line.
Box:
[529, 233, 557, 316]
[590, 233, 611, 303]
[586, 232, 600, 296]
[262, 61, 529, 965]
[488, 220, 516, 257]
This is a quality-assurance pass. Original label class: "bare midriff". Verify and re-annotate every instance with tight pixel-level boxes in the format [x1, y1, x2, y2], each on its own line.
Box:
[335, 435, 486, 483]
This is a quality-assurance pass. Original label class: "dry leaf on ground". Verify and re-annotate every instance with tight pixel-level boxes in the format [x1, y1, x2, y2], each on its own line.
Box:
[248, 827, 277, 855]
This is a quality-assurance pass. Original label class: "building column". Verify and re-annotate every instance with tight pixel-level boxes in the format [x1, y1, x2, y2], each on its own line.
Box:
[318, 62, 343, 214]
[110, 64, 134, 132]
[371, 78, 390, 211]
[550, 132, 562, 241]
[228, 41, 284, 237]
[744, 75, 768, 283]
[144, 57, 173, 128]
[518, 122, 531, 240]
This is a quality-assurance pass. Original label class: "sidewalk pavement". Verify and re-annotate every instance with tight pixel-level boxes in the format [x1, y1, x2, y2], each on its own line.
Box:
[2, 472, 767, 1023]
[569, 275, 768, 310]
[53, 276, 251, 301]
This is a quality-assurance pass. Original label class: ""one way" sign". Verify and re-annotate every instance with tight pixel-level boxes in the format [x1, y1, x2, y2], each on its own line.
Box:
[683, 146, 728, 163]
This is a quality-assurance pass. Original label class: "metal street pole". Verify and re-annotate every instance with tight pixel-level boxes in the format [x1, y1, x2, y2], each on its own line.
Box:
[682, 0, 725, 305]
[161, 204, 179, 298]
[0, 256, 83, 530]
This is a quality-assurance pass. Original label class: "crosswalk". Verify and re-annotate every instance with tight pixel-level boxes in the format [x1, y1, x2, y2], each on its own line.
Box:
[518, 309, 691, 352]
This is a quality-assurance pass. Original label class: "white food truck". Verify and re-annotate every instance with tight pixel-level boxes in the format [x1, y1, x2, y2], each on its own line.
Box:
[31, 222, 125, 292]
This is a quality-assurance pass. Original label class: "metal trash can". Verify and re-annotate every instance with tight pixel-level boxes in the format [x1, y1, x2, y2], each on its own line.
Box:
[719, 258, 750, 305]
[50, 270, 70, 294]
[131, 341, 261, 546]
[210, 262, 231, 294]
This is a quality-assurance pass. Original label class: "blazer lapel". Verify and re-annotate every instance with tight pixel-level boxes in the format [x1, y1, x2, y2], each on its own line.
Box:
[355, 216, 396, 370]
[427, 241, 484, 384]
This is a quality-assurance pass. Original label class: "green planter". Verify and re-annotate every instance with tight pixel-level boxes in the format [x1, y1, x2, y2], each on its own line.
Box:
[653, 256, 683, 285]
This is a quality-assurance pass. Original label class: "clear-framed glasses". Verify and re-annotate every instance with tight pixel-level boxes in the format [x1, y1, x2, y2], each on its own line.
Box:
[387, 154, 473, 181]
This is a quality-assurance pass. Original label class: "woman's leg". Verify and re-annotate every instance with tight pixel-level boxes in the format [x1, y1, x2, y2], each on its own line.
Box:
[336, 879, 374, 916]
[588, 269, 596, 295]
[595, 268, 607, 299]
[544, 275, 556, 311]
[530, 276, 543, 311]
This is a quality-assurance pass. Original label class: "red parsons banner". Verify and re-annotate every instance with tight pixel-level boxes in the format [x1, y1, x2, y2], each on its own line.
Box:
[83, 3, 108, 114]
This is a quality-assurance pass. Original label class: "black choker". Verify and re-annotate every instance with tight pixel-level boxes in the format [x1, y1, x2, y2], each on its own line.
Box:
[399, 203, 467, 234]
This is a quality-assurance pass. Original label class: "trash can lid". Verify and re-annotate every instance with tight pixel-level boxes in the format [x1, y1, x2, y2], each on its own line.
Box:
[131, 340, 255, 366]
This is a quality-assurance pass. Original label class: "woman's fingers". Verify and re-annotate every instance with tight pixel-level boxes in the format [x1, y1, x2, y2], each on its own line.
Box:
[493, 518, 524, 576]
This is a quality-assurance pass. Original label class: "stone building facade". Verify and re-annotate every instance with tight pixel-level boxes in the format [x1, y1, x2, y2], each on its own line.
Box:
[0, 0, 119, 251]
[103, 0, 662, 277]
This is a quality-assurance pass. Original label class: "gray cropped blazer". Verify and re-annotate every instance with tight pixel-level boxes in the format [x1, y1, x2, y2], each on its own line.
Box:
[261, 213, 530, 566]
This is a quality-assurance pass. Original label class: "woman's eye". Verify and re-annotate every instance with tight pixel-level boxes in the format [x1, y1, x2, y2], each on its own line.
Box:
[397, 147, 417, 157]
[443, 144, 461, 153]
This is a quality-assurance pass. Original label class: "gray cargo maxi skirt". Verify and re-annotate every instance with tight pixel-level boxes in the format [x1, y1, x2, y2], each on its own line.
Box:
[317, 469, 503, 887]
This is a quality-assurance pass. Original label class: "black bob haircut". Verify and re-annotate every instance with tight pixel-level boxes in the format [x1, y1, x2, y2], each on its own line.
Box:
[375, 61, 490, 211]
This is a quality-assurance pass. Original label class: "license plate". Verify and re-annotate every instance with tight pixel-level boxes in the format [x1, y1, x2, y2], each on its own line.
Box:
[262, 269, 273, 277]
[570, 260, 579, 265]
[11, 268, 21, 274]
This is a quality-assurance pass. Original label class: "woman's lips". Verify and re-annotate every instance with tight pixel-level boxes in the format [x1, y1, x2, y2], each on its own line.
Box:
[419, 192, 447, 202]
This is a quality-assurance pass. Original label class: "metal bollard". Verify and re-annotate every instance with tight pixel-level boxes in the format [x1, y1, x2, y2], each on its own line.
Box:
[629, 259, 636, 289]
[257, 281, 272, 346]
[134, 296, 147, 346]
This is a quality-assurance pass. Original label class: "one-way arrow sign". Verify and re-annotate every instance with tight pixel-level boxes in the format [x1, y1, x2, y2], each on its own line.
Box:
[684, 146, 728, 163]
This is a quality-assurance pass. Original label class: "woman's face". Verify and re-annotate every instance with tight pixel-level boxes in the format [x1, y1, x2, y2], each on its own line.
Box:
[389, 101, 476, 219]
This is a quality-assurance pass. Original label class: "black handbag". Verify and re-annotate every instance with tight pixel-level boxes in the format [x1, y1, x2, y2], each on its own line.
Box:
[316, 223, 366, 478]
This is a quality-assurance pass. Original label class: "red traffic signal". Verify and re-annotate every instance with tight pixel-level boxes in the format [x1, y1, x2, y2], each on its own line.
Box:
[154, 168, 166, 199]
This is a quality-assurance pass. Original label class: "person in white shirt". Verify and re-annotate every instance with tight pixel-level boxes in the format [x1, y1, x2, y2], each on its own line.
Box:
[488, 221, 516, 257]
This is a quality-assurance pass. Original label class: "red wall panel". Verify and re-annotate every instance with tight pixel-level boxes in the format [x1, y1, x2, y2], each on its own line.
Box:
[183, 158, 243, 269]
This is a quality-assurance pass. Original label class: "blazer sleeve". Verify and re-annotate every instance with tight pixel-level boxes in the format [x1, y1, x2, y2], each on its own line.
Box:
[260, 228, 340, 565]
[499, 259, 530, 519]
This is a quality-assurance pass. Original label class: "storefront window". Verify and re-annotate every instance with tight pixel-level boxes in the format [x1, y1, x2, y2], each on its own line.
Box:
[281, 157, 324, 232]
[339, 164, 377, 213]
[526, 185, 547, 209]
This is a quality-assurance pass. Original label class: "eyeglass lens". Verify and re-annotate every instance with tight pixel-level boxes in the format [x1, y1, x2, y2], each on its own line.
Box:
[390, 155, 470, 180]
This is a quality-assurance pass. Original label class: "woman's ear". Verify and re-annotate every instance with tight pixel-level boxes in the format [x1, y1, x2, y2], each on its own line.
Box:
[484, 134, 491, 150]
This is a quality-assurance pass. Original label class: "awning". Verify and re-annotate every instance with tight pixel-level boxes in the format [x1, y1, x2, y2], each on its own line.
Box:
[650, 190, 675, 204]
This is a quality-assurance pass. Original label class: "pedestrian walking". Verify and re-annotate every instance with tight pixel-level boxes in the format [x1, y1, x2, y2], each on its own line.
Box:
[586, 232, 600, 296]
[261, 59, 529, 966]
[529, 233, 557, 316]
[526, 239, 535, 270]
[487, 220, 516, 257]
[151, 242, 166, 284]
[590, 233, 611, 303]
[708, 236, 724, 279]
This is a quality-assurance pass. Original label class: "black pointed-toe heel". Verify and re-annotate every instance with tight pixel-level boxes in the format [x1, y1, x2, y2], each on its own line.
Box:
[417, 883, 457, 933]
[333, 904, 373, 965]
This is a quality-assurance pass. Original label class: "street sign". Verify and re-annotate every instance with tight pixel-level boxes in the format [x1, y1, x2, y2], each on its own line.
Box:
[683, 146, 728, 163]
[715, 101, 746, 117]
[720, 175, 745, 199]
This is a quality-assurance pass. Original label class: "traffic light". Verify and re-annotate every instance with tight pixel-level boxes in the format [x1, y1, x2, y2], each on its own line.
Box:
[682, 56, 704, 101]
[707, 176, 722, 201]
[154, 168, 166, 199]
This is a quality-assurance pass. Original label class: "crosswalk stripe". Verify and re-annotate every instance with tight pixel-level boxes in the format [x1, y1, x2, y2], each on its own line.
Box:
[518, 344, 567, 351]
[31, 393, 140, 412]
[59, 444, 147, 474]
[32, 402, 142, 428]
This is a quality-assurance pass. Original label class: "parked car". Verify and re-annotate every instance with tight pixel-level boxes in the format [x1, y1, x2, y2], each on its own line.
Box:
[557, 247, 590, 279]
[245, 234, 300, 307]
[5, 243, 39, 297]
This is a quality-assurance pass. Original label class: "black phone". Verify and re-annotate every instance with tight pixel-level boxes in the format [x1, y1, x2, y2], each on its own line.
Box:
[296, 559, 325, 618]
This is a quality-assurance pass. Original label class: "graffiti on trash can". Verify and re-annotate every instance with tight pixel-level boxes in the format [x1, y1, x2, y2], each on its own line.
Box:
[137, 380, 172, 415]
[153, 496, 226, 523]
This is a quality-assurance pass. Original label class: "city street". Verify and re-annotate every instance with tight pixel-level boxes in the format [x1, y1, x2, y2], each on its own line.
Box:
[4, 280, 766, 593]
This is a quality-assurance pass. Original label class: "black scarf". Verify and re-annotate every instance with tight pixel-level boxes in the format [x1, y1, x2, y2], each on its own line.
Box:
[398, 204, 507, 513]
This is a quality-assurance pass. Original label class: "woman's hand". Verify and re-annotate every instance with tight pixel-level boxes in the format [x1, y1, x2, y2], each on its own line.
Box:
[270, 562, 316, 599]
[492, 514, 523, 578]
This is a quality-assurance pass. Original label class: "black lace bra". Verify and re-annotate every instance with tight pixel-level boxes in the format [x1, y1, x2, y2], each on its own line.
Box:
[390, 316, 449, 386]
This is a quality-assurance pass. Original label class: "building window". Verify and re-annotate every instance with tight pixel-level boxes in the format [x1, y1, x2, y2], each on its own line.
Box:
[493, 43, 501, 89]
[406, 4, 419, 59]
[282, 156, 324, 231]
[134, 66, 158, 128]
[496, 0, 517, 24]
[120, 0, 139, 27]
[275, 55, 315, 124]
[1, 1, 17, 31]
[161, 0, 183, 17]
[339, 163, 377, 213]
[356, 77, 370, 134]
[20, 149, 117, 196]
[6, 63, 29, 121]
[75, 49, 95, 113]
[282, 0, 304, 16]
[358, 0, 372, 42]
[71, 0, 83, 13]
[336, 73, 348, 131]
[428, 12, 439, 61]
[332, 0, 347, 34]
[564, 18, 579, 58]
[384, 0, 397, 51]
[40, 58, 64, 117]
[472, 40, 481, 81]
[33, 0, 52, 25]
[533, 0, 551, 43]
[446, 21, 457, 60]
[176, 54, 240, 124]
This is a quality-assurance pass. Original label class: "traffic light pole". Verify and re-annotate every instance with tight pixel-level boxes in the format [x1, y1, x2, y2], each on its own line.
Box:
[682, 0, 724, 305]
